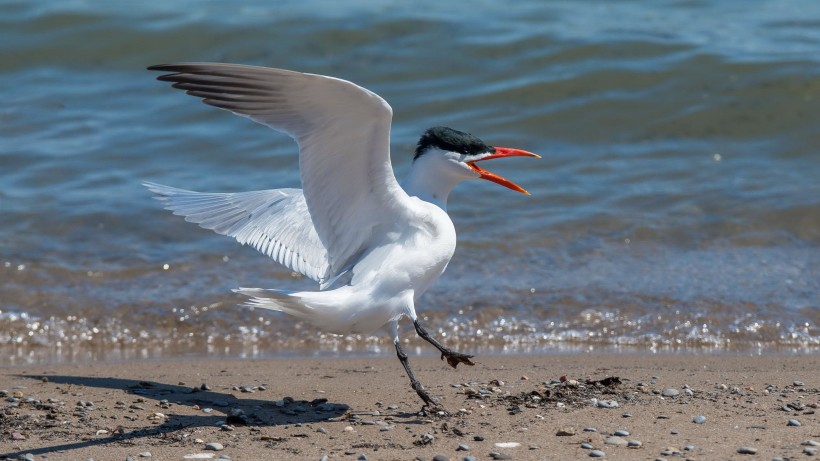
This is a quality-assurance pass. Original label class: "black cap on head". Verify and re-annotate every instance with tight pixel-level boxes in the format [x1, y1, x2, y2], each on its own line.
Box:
[414, 126, 495, 160]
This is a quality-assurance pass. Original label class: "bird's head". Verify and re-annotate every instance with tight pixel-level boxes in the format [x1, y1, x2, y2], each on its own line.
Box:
[413, 126, 540, 195]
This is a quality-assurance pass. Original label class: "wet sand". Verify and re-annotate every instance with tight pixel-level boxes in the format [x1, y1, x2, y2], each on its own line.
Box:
[1, 354, 818, 460]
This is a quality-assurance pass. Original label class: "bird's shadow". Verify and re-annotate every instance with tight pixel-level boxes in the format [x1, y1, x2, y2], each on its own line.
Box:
[2, 374, 351, 459]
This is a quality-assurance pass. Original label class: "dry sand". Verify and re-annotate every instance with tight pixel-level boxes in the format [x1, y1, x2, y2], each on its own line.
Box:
[1, 354, 818, 460]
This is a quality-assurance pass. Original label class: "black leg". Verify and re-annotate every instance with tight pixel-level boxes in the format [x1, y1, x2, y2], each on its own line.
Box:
[394, 339, 439, 408]
[413, 320, 475, 369]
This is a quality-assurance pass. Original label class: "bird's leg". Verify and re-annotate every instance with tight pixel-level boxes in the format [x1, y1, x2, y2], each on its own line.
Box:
[413, 319, 475, 369]
[394, 339, 442, 410]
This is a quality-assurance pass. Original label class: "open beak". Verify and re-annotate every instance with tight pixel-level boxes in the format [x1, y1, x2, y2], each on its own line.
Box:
[467, 147, 541, 195]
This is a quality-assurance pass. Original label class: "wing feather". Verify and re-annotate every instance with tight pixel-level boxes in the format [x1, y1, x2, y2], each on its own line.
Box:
[149, 63, 416, 277]
[144, 182, 334, 287]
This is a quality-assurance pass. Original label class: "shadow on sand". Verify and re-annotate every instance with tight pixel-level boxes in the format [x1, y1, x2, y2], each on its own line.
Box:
[1, 374, 350, 459]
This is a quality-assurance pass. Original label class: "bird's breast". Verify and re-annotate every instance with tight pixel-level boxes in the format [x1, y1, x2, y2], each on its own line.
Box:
[350, 201, 456, 298]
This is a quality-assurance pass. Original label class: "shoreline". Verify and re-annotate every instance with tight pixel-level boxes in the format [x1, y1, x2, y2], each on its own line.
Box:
[2, 354, 818, 460]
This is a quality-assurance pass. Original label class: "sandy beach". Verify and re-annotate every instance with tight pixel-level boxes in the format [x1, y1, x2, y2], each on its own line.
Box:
[1, 354, 818, 460]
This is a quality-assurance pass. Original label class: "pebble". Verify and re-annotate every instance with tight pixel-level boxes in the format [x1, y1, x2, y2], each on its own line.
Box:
[581, 443, 594, 449]
[693, 415, 706, 424]
[805, 448, 818, 456]
[23, 455, 35, 461]
[422, 433, 434, 444]
[736, 447, 757, 454]
[432, 456, 449, 461]
[463, 457, 476, 461]
[583, 427, 598, 433]
[804, 441, 820, 447]
[683, 445, 695, 451]
[317, 427, 327, 434]
[138, 452, 152, 458]
[473, 435, 485, 441]
[787, 419, 801, 427]
[494, 442, 521, 448]
[661, 388, 680, 397]
[794, 381, 805, 387]
[597, 400, 619, 409]
[357, 455, 368, 461]
[589, 450, 605, 457]
[613, 430, 629, 436]
[556, 428, 576, 436]
[622, 413, 632, 418]
[205, 443, 224, 451]
[604, 436, 628, 447]
[627, 440, 642, 448]
[489, 453, 512, 461]
[457, 444, 470, 451]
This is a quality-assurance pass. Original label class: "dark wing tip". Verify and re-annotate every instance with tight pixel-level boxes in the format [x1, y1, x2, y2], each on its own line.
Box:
[147, 64, 177, 71]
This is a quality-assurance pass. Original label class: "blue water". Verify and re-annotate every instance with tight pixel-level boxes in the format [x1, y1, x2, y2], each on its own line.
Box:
[1, 0, 818, 365]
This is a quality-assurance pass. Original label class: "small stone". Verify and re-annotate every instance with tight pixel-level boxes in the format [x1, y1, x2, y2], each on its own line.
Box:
[589, 450, 605, 457]
[627, 440, 642, 448]
[597, 400, 619, 409]
[11, 432, 26, 441]
[604, 436, 628, 446]
[581, 443, 594, 449]
[138, 452, 152, 458]
[683, 445, 695, 451]
[804, 448, 818, 456]
[357, 455, 368, 461]
[736, 447, 757, 454]
[622, 413, 632, 418]
[684, 389, 694, 396]
[422, 433, 434, 444]
[205, 443, 224, 451]
[456, 444, 470, 451]
[200, 383, 210, 391]
[489, 454, 512, 461]
[693, 415, 706, 424]
[613, 430, 629, 436]
[661, 388, 679, 397]
[463, 457, 476, 461]
[583, 427, 598, 433]
[787, 419, 801, 427]
[556, 428, 576, 436]
[432, 455, 449, 461]
[473, 435, 485, 441]
[317, 427, 327, 433]
[803, 440, 820, 447]
[494, 442, 521, 448]
[794, 381, 805, 387]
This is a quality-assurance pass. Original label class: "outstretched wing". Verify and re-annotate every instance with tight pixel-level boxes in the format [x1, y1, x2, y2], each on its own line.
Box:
[144, 182, 339, 287]
[149, 63, 416, 278]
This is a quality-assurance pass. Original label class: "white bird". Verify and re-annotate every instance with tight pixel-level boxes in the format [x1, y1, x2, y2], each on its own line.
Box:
[144, 63, 539, 409]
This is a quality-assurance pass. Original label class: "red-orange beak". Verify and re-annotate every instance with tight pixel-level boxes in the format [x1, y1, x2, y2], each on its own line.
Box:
[467, 147, 541, 195]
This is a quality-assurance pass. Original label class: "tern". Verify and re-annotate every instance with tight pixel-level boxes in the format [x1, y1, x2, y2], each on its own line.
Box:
[144, 63, 539, 409]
